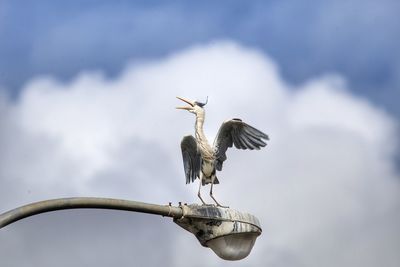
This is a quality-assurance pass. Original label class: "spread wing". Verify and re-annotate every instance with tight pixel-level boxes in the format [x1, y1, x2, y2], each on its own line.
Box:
[213, 119, 269, 171]
[181, 135, 201, 184]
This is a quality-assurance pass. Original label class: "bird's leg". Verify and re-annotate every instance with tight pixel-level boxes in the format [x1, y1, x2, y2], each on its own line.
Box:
[197, 176, 207, 205]
[210, 176, 228, 208]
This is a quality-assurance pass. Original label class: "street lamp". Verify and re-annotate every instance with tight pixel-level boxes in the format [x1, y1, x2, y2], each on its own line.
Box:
[0, 197, 261, 261]
[175, 204, 261, 260]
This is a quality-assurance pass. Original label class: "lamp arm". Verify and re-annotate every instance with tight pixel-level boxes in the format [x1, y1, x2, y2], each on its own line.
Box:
[0, 197, 183, 229]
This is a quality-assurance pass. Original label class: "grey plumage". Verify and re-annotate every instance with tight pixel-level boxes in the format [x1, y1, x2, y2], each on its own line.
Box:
[213, 118, 269, 171]
[176, 96, 269, 207]
[181, 135, 201, 184]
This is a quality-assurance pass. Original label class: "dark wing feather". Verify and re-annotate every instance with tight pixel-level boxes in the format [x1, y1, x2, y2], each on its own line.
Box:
[181, 135, 201, 184]
[213, 119, 269, 171]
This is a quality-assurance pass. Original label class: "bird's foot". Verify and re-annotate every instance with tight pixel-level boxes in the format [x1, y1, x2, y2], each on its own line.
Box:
[199, 202, 228, 208]
[210, 194, 228, 208]
[203, 204, 215, 207]
[198, 194, 207, 206]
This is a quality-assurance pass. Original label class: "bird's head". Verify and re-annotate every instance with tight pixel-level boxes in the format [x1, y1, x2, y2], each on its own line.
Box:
[176, 96, 208, 116]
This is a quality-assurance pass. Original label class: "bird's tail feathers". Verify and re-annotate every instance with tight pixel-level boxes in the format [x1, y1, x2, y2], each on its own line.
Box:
[202, 176, 220, 185]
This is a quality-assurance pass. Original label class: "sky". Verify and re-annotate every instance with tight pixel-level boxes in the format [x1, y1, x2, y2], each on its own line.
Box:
[0, 1, 399, 267]
[1, 1, 400, 116]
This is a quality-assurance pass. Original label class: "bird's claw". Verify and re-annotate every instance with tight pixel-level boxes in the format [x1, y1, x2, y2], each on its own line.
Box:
[200, 202, 229, 208]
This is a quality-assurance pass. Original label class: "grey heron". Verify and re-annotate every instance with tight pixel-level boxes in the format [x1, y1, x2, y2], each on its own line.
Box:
[176, 96, 269, 207]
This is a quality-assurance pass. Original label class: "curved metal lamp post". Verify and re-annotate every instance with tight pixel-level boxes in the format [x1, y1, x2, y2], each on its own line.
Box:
[0, 197, 261, 261]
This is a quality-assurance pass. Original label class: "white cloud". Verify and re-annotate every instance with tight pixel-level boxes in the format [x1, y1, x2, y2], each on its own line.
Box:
[1, 41, 399, 267]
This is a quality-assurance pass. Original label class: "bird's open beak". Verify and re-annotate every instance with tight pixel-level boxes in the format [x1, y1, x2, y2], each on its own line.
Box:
[176, 96, 195, 110]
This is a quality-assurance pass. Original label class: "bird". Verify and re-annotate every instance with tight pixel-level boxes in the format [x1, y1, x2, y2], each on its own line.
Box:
[176, 96, 269, 207]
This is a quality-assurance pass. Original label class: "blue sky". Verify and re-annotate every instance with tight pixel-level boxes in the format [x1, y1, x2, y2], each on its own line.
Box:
[1, 1, 399, 267]
[1, 0, 399, 116]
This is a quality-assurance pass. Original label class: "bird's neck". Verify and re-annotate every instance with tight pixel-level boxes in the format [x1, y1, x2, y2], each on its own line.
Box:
[195, 112, 214, 159]
[195, 113, 207, 142]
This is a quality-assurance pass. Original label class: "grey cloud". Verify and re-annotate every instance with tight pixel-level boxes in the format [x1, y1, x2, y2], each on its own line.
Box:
[87, 138, 188, 202]
[0, 210, 180, 267]
[1, 1, 399, 118]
